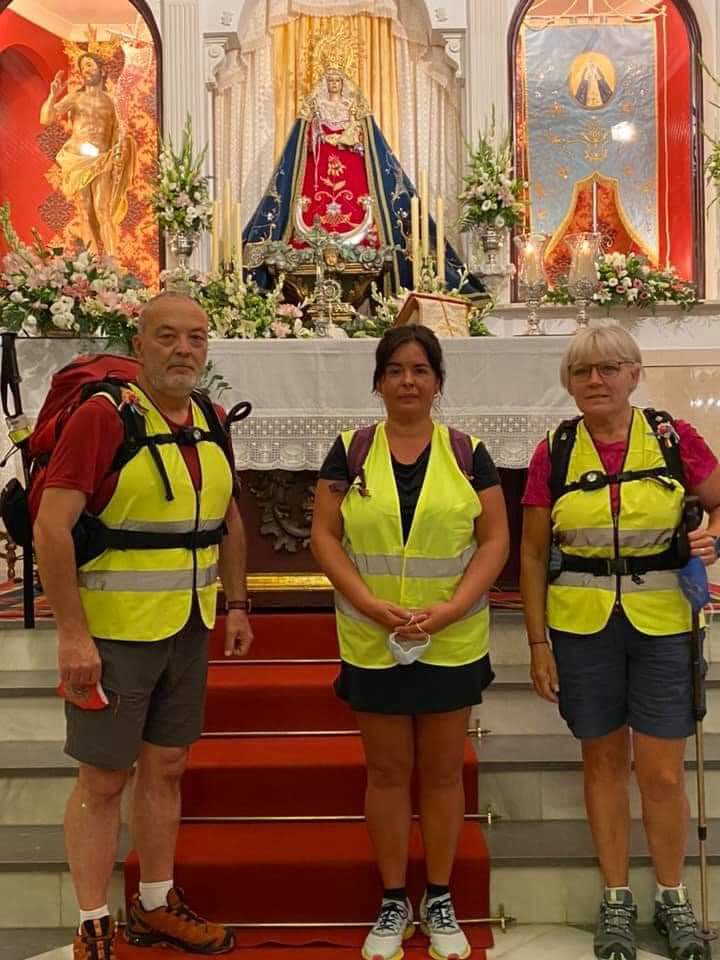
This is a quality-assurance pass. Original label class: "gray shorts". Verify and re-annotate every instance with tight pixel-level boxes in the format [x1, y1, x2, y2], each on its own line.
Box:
[550, 609, 701, 741]
[65, 606, 210, 770]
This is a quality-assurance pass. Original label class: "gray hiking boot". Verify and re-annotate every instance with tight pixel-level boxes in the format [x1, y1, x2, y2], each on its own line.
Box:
[593, 888, 637, 960]
[653, 887, 706, 960]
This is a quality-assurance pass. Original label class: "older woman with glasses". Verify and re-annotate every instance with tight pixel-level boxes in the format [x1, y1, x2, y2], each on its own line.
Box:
[520, 326, 720, 960]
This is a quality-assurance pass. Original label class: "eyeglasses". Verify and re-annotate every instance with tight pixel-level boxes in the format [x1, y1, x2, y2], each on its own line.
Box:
[569, 361, 635, 382]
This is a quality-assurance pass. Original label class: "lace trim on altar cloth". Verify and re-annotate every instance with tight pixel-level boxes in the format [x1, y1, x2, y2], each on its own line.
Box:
[230, 411, 576, 471]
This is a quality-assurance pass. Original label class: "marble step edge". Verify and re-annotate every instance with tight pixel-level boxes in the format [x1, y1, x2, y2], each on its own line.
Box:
[3, 734, 720, 776]
[2, 820, 718, 871]
[2, 664, 720, 697]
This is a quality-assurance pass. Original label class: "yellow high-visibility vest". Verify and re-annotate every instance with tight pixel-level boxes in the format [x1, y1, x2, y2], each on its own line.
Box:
[78, 385, 233, 641]
[547, 408, 692, 635]
[337, 422, 488, 668]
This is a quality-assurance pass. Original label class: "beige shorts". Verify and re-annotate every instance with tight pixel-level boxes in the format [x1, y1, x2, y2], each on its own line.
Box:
[65, 605, 209, 770]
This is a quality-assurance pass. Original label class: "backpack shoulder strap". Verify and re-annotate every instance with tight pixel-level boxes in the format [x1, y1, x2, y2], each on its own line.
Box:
[448, 427, 474, 479]
[346, 424, 377, 485]
[549, 416, 581, 505]
[642, 407, 686, 488]
[191, 391, 228, 448]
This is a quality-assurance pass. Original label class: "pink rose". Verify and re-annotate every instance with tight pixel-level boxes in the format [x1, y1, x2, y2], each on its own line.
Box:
[270, 320, 291, 338]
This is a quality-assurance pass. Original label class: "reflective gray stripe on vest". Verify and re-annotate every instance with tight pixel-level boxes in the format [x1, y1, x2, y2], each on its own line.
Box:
[557, 528, 676, 549]
[346, 545, 476, 579]
[78, 563, 219, 592]
[104, 518, 225, 535]
[552, 570, 680, 592]
[335, 590, 488, 626]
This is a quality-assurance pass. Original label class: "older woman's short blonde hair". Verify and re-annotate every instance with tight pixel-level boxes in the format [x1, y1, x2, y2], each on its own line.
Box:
[560, 325, 642, 390]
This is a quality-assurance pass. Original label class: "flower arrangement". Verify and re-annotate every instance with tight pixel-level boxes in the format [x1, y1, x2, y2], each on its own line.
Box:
[0, 204, 148, 339]
[152, 116, 212, 236]
[459, 108, 527, 233]
[545, 252, 697, 311]
[161, 265, 316, 340]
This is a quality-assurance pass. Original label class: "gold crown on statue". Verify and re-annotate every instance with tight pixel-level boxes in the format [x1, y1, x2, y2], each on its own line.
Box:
[304, 20, 360, 89]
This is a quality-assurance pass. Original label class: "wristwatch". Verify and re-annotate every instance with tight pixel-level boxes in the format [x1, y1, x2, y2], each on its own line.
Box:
[226, 599, 252, 613]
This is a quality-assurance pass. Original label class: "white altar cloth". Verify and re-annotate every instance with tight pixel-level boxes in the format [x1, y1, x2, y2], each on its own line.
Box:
[12, 337, 581, 471]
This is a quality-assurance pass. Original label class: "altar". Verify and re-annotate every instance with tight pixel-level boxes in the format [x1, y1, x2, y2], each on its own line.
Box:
[7, 319, 719, 602]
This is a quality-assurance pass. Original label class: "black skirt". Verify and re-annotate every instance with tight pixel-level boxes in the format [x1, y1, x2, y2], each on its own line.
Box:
[334, 654, 494, 715]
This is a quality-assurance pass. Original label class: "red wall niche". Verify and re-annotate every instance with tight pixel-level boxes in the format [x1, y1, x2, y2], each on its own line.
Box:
[0, 10, 68, 255]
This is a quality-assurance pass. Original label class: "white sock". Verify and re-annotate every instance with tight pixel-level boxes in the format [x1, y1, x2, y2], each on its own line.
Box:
[656, 882, 687, 903]
[140, 879, 173, 911]
[78, 904, 110, 933]
[605, 886, 632, 902]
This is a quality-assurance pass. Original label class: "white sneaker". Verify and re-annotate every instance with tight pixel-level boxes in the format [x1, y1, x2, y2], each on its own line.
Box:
[419, 891, 470, 960]
[362, 897, 414, 960]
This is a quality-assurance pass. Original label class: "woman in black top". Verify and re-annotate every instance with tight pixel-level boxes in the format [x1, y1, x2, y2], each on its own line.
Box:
[311, 325, 509, 960]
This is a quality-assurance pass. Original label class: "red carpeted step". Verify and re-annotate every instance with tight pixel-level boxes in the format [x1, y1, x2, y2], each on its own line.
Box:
[183, 736, 479, 817]
[116, 943, 487, 958]
[125, 821, 491, 949]
[203, 664, 354, 733]
[210, 613, 339, 661]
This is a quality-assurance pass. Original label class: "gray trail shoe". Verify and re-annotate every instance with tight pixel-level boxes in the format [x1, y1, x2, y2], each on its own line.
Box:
[593, 888, 637, 960]
[653, 887, 706, 960]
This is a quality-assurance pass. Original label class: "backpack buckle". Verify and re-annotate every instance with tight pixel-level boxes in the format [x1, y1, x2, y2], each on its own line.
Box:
[578, 470, 608, 491]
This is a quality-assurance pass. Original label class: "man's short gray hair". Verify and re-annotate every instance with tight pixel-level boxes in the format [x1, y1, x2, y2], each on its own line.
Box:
[136, 292, 205, 334]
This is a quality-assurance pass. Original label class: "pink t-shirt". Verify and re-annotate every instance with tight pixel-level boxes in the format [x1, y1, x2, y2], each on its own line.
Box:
[523, 419, 718, 510]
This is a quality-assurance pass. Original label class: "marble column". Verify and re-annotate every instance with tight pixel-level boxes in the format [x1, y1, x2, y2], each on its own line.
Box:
[162, 0, 207, 269]
[466, 0, 510, 138]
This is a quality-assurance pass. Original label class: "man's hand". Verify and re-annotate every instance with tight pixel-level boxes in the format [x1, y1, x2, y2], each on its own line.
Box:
[58, 629, 101, 687]
[50, 70, 66, 99]
[224, 609, 254, 658]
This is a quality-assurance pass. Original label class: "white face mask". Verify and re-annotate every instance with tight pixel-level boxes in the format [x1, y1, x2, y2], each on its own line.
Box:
[387, 630, 432, 665]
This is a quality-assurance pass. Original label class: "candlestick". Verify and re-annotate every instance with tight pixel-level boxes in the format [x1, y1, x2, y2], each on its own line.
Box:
[436, 197, 445, 286]
[420, 169, 430, 259]
[211, 201, 220, 273]
[410, 196, 420, 289]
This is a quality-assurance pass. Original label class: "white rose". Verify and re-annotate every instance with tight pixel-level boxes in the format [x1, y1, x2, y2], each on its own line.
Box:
[608, 277, 619, 287]
[9, 291, 24, 303]
[481, 200, 492, 212]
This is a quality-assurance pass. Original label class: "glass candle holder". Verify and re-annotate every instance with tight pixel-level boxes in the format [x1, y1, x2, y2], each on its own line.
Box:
[565, 232, 602, 330]
[513, 233, 549, 335]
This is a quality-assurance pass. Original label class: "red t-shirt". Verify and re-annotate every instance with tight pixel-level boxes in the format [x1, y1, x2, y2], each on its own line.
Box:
[523, 419, 718, 510]
[39, 394, 232, 517]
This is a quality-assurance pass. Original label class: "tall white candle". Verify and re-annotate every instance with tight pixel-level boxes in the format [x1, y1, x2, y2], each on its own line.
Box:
[210, 201, 220, 273]
[234, 203, 243, 273]
[524, 241, 542, 284]
[576, 239, 594, 281]
[223, 184, 232, 265]
[420, 169, 430, 259]
[436, 197, 445, 286]
[410, 196, 420, 288]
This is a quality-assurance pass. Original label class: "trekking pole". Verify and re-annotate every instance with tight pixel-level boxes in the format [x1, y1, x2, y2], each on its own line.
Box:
[682, 495, 716, 950]
[0, 333, 34, 628]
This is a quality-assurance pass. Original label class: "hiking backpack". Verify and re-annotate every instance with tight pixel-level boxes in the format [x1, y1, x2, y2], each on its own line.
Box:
[0, 352, 251, 569]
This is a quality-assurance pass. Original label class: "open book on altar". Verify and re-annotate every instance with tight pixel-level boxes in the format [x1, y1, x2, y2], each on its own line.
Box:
[395, 293, 470, 338]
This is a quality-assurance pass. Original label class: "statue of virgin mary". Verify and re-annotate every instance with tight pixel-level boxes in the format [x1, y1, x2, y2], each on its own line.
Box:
[243, 70, 481, 296]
